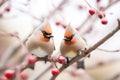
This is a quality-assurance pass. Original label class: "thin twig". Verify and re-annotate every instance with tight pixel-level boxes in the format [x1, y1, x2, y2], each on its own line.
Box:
[79, 0, 119, 33]
[84, 0, 92, 8]
[0, 32, 20, 68]
[28, 62, 52, 80]
[50, 19, 120, 80]
[104, 0, 120, 10]
[0, 0, 8, 6]
[47, 0, 68, 19]
[21, 57, 55, 71]
[109, 72, 120, 80]
[97, 48, 120, 52]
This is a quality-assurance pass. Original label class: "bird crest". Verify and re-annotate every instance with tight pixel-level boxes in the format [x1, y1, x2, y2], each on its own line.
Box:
[40, 19, 52, 34]
[64, 24, 73, 38]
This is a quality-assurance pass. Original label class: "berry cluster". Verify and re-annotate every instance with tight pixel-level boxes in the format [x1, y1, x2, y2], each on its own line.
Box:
[2, 55, 37, 80]
[88, 8, 108, 25]
[51, 56, 67, 76]
[55, 21, 67, 29]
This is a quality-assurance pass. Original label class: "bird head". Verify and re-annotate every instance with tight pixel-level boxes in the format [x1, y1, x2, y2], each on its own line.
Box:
[39, 19, 53, 42]
[64, 24, 76, 44]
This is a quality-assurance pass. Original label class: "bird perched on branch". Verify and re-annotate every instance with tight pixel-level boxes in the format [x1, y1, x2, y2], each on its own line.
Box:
[26, 19, 55, 63]
[60, 24, 88, 68]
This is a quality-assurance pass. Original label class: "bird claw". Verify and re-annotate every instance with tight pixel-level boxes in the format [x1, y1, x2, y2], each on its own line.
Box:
[87, 54, 90, 58]
[44, 55, 48, 63]
[66, 57, 70, 64]
[29, 64, 35, 70]
[79, 48, 90, 58]
[80, 48, 87, 54]
[77, 48, 86, 55]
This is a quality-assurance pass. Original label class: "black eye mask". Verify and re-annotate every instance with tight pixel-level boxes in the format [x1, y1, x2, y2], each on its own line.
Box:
[64, 34, 74, 41]
[41, 31, 53, 38]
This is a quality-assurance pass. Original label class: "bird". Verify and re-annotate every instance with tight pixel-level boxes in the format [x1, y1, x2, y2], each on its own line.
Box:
[26, 19, 55, 63]
[60, 24, 88, 68]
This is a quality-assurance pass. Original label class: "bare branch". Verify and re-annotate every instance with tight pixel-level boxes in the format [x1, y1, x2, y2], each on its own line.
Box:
[109, 72, 120, 80]
[28, 62, 52, 80]
[79, 0, 120, 34]
[97, 48, 120, 52]
[0, 0, 8, 6]
[50, 19, 120, 80]
[104, 0, 120, 10]
[47, 0, 68, 19]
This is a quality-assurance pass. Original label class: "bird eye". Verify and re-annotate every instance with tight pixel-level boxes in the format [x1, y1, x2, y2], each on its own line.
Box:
[41, 31, 53, 39]
[42, 31, 51, 35]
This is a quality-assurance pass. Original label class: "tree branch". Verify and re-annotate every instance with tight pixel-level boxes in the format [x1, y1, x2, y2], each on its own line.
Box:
[50, 19, 120, 80]
[0, 0, 8, 6]
[80, 0, 120, 34]
[47, 0, 68, 19]
[28, 62, 52, 80]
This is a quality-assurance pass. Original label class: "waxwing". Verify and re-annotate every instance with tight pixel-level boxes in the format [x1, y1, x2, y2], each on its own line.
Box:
[60, 24, 88, 65]
[26, 19, 55, 62]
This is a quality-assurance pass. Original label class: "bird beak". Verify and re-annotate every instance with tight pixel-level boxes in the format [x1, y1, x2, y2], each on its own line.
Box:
[46, 34, 54, 38]
[64, 37, 71, 41]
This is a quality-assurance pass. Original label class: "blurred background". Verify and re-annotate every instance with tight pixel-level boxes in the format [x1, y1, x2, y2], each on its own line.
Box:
[0, 0, 120, 80]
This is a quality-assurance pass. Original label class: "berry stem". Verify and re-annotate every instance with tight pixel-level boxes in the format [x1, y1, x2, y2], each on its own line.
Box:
[84, 0, 92, 8]
[51, 58, 58, 69]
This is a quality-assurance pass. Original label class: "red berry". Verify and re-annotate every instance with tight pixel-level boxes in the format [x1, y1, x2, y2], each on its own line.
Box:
[98, 12, 105, 19]
[57, 56, 67, 64]
[110, 0, 116, 3]
[4, 69, 15, 79]
[55, 21, 60, 26]
[88, 8, 95, 15]
[5, 6, 11, 12]
[75, 27, 80, 31]
[97, 0, 101, 2]
[77, 4, 84, 9]
[20, 72, 28, 80]
[51, 68, 60, 76]
[101, 18, 108, 25]
[61, 24, 67, 29]
[27, 55, 37, 64]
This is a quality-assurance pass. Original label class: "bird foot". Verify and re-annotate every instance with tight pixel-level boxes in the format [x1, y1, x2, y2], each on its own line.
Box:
[66, 57, 70, 64]
[44, 55, 48, 63]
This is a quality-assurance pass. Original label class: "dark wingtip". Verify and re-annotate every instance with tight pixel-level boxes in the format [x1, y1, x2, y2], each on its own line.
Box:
[77, 60, 85, 69]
